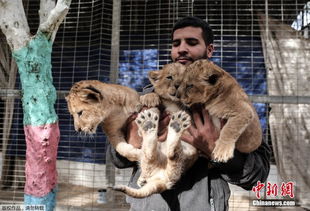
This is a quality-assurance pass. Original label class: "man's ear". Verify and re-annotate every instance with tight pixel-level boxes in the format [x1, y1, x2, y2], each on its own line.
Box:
[148, 70, 160, 85]
[78, 86, 103, 103]
[206, 44, 214, 58]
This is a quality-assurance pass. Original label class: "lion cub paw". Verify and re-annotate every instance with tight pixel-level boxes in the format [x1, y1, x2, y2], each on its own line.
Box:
[140, 93, 161, 107]
[135, 108, 159, 136]
[137, 176, 147, 187]
[169, 111, 191, 134]
[212, 140, 235, 162]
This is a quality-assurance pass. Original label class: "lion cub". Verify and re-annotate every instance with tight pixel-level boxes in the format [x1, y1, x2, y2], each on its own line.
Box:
[66, 78, 195, 198]
[114, 63, 198, 198]
[66, 80, 142, 162]
[179, 59, 262, 162]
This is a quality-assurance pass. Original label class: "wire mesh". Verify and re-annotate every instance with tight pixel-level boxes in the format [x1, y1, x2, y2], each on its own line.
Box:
[0, 0, 309, 210]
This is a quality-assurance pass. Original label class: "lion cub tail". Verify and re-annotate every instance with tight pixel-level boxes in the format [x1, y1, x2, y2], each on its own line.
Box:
[113, 180, 167, 198]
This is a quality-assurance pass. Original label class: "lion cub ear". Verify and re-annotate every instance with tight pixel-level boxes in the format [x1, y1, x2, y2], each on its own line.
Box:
[207, 74, 219, 85]
[205, 63, 224, 85]
[148, 70, 160, 85]
[78, 86, 103, 103]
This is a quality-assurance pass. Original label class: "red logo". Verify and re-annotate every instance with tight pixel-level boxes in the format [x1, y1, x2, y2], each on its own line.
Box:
[280, 182, 294, 198]
[252, 181, 295, 199]
[252, 181, 265, 199]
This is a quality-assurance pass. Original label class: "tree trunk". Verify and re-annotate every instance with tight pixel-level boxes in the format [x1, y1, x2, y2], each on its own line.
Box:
[0, 1, 71, 210]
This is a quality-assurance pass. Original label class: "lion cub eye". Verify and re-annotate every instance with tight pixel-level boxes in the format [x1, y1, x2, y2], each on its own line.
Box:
[77, 111, 83, 116]
[166, 76, 173, 80]
[186, 84, 193, 90]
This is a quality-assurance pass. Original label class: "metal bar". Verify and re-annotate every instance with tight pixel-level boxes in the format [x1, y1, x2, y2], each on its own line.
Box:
[249, 95, 310, 104]
[109, 0, 121, 84]
[0, 89, 69, 99]
[2, 89, 310, 104]
[105, 0, 121, 198]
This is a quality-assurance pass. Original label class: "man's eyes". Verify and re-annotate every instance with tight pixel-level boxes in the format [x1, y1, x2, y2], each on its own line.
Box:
[172, 40, 180, 47]
[186, 39, 199, 46]
[172, 39, 199, 47]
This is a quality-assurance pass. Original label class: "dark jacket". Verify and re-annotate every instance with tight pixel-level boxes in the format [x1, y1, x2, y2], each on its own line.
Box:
[106, 85, 271, 211]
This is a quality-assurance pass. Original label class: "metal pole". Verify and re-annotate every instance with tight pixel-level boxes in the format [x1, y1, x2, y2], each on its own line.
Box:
[109, 0, 121, 84]
[106, 0, 121, 202]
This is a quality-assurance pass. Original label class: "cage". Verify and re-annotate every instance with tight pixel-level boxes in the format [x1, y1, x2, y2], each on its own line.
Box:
[0, 0, 309, 210]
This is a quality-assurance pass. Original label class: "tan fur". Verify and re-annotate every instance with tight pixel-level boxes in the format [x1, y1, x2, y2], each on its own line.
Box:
[179, 60, 262, 162]
[115, 108, 194, 198]
[147, 63, 198, 169]
[114, 63, 199, 198]
[66, 80, 142, 161]
[148, 63, 187, 113]
[66, 79, 195, 198]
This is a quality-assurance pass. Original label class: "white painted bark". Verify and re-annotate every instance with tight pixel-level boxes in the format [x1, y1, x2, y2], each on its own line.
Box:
[38, 0, 71, 43]
[0, 0, 30, 50]
[0, 0, 71, 51]
[39, 0, 56, 25]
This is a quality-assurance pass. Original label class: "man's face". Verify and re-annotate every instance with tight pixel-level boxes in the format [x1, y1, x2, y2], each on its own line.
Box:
[171, 26, 214, 65]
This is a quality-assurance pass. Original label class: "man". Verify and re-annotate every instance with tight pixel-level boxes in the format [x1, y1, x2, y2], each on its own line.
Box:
[107, 16, 270, 211]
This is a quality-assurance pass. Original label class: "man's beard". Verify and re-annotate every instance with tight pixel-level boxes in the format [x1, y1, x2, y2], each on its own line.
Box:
[173, 52, 209, 64]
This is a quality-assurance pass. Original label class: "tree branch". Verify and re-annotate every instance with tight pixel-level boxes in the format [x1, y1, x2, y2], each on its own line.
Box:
[39, 0, 56, 26]
[38, 0, 71, 43]
[0, 0, 30, 50]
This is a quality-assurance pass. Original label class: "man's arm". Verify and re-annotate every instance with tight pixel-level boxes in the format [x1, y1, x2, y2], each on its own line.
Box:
[106, 114, 141, 169]
[106, 143, 136, 169]
[212, 140, 271, 190]
[181, 106, 271, 190]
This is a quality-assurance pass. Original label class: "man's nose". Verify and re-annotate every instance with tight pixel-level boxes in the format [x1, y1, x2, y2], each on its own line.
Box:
[178, 42, 188, 54]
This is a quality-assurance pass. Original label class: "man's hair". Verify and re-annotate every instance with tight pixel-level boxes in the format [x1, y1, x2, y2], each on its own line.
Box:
[172, 16, 214, 45]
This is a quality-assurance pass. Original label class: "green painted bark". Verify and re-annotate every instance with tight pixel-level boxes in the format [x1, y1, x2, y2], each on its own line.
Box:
[12, 32, 58, 126]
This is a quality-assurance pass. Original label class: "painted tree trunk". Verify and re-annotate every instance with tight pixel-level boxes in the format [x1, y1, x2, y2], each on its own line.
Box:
[0, 1, 71, 210]
[12, 31, 59, 210]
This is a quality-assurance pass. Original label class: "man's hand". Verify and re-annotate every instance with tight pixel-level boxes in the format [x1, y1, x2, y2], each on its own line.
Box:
[125, 113, 142, 148]
[125, 108, 171, 148]
[157, 111, 170, 142]
[181, 105, 221, 159]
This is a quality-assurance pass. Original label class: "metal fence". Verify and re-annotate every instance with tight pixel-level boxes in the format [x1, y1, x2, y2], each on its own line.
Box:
[0, 0, 309, 210]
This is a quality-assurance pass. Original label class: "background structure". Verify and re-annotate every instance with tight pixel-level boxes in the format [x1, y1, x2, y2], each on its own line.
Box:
[0, 0, 309, 210]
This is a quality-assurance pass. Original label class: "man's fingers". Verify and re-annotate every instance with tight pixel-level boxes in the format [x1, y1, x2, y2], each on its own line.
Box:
[192, 109, 203, 128]
[160, 111, 169, 121]
[202, 108, 212, 125]
[158, 130, 168, 142]
[158, 115, 170, 133]
[187, 125, 197, 137]
[126, 113, 138, 124]
[180, 133, 194, 145]
[126, 119, 142, 148]
[158, 115, 169, 142]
